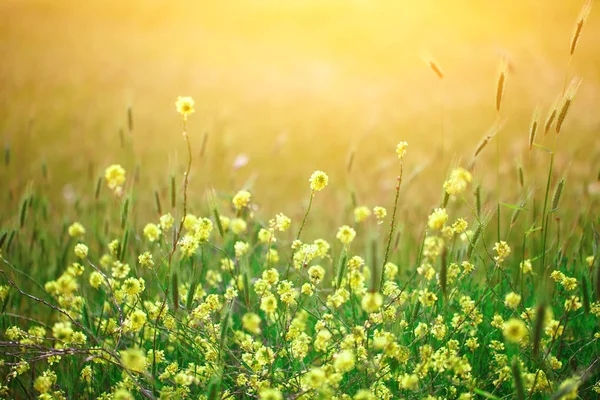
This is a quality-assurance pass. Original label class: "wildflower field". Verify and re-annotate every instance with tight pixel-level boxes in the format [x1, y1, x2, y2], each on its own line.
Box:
[1, 0, 600, 399]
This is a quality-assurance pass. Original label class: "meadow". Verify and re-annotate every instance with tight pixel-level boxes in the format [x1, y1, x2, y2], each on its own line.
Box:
[1, 0, 600, 399]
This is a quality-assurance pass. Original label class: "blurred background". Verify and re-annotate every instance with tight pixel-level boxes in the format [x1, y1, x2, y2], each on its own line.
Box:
[1, 0, 599, 225]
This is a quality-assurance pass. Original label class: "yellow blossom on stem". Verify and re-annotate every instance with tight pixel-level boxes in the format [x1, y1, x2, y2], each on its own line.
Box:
[309, 170, 329, 192]
[175, 96, 195, 120]
[105, 164, 126, 195]
[396, 141, 408, 160]
[337, 225, 356, 245]
[361, 292, 383, 313]
[232, 190, 251, 211]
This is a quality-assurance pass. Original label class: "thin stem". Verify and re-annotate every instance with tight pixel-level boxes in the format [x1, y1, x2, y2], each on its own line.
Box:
[153, 118, 193, 390]
[284, 191, 315, 280]
[379, 165, 403, 290]
[540, 144, 555, 285]
[296, 191, 315, 241]
[172, 120, 193, 254]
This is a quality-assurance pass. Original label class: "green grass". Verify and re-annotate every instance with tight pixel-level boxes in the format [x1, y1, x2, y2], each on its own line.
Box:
[0, 106, 599, 398]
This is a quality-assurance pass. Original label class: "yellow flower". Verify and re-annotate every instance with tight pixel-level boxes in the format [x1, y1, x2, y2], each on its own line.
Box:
[384, 262, 398, 280]
[564, 295, 582, 312]
[104, 164, 126, 194]
[400, 373, 419, 390]
[260, 294, 278, 314]
[550, 356, 563, 370]
[194, 218, 213, 241]
[68, 222, 86, 237]
[309, 170, 329, 192]
[267, 248, 279, 263]
[114, 389, 134, 400]
[242, 312, 261, 334]
[494, 241, 511, 264]
[33, 371, 57, 394]
[74, 243, 89, 259]
[232, 190, 251, 210]
[452, 218, 468, 233]
[123, 277, 144, 296]
[503, 318, 527, 343]
[465, 337, 479, 351]
[505, 292, 521, 310]
[334, 350, 355, 373]
[262, 268, 280, 285]
[361, 292, 383, 313]
[444, 167, 472, 195]
[218, 215, 230, 232]
[89, 271, 103, 288]
[80, 365, 92, 384]
[396, 141, 408, 160]
[561, 276, 578, 291]
[182, 214, 198, 231]
[303, 367, 326, 390]
[491, 314, 505, 329]
[123, 309, 147, 333]
[111, 261, 130, 280]
[373, 206, 387, 223]
[143, 223, 161, 242]
[354, 390, 377, 400]
[120, 348, 146, 372]
[159, 213, 175, 231]
[231, 218, 247, 235]
[414, 322, 428, 337]
[273, 213, 291, 231]
[462, 260, 474, 274]
[418, 289, 438, 307]
[175, 96, 195, 119]
[308, 265, 325, 284]
[428, 208, 448, 230]
[354, 206, 371, 223]
[313, 239, 330, 257]
[178, 235, 199, 258]
[52, 322, 73, 342]
[259, 388, 282, 400]
[138, 252, 154, 268]
[234, 241, 249, 258]
[520, 259, 533, 275]
[225, 286, 238, 301]
[301, 283, 314, 296]
[277, 280, 297, 305]
[258, 228, 275, 244]
[551, 270, 566, 282]
[336, 225, 356, 245]
[442, 225, 454, 239]
[108, 240, 120, 256]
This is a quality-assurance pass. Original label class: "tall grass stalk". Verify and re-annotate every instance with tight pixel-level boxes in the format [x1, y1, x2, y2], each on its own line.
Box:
[380, 169, 403, 290]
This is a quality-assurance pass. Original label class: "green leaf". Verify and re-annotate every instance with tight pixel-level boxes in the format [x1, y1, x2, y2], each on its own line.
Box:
[500, 202, 528, 211]
[533, 143, 553, 153]
[473, 388, 501, 400]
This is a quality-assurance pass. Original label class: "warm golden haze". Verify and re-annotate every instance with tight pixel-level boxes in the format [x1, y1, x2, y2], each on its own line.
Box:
[1, 0, 600, 399]
[1, 0, 599, 216]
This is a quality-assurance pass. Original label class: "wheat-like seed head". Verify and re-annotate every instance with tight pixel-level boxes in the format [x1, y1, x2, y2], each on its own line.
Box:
[429, 61, 444, 79]
[531, 303, 546, 358]
[496, 57, 508, 112]
[544, 106, 557, 135]
[421, 52, 444, 79]
[529, 105, 539, 150]
[556, 77, 582, 134]
[552, 179, 565, 210]
[570, 0, 593, 56]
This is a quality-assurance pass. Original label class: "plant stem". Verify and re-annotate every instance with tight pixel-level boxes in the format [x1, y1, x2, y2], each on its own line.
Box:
[380, 166, 403, 290]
